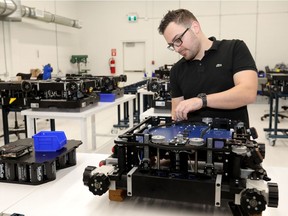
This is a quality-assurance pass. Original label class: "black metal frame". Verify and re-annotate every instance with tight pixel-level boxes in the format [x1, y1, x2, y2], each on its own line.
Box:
[263, 72, 288, 146]
[83, 117, 278, 216]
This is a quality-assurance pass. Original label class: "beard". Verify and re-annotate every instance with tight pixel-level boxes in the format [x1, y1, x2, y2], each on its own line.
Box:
[181, 40, 201, 61]
[181, 48, 198, 60]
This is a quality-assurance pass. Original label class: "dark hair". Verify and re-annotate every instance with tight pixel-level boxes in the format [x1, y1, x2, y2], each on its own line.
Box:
[158, 9, 198, 35]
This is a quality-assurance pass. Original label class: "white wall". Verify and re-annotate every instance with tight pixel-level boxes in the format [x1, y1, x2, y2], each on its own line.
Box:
[1, 0, 288, 84]
[0, 0, 81, 79]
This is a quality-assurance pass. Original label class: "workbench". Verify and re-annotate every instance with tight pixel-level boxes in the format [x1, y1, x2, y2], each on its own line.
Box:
[0, 153, 285, 216]
[21, 95, 135, 151]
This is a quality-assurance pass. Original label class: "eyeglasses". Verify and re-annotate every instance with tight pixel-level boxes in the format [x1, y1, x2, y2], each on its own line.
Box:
[167, 28, 190, 51]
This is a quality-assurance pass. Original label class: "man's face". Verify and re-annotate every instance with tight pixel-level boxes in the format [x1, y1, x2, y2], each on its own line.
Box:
[163, 22, 200, 60]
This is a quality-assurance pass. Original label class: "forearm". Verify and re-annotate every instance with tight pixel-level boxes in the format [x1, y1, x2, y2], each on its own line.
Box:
[171, 97, 184, 120]
[207, 71, 258, 109]
[171, 70, 258, 120]
[207, 86, 257, 109]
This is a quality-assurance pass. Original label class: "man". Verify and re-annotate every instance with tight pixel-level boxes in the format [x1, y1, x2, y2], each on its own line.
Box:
[158, 9, 258, 127]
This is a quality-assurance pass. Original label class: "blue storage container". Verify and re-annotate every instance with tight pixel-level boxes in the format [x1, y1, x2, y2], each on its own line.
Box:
[99, 93, 116, 102]
[32, 131, 67, 152]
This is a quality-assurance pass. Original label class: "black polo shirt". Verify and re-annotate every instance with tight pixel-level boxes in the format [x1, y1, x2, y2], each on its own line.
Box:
[169, 37, 258, 127]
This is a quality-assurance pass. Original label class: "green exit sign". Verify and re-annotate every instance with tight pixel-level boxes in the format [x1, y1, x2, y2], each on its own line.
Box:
[128, 15, 137, 22]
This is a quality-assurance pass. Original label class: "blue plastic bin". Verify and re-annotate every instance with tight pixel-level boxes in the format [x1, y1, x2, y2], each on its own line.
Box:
[32, 131, 67, 152]
[99, 93, 116, 102]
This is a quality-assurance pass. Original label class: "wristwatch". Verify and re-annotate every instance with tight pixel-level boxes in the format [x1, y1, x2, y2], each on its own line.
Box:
[197, 93, 207, 108]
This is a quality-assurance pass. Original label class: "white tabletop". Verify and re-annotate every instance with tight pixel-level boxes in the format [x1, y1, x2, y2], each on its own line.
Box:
[0, 183, 40, 213]
[0, 153, 108, 215]
[21, 94, 136, 118]
[140, 107, 171, 121]
[20, 94, 136, 151]
[1, 153, 286, 216]
[137, 87, 154, 95]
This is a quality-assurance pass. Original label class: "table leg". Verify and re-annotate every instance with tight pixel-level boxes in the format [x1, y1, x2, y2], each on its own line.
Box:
[274, 94, 279, 136]
[2, 107, 10, 144]
[91, 114, 96, 150]
[50, 119, 55, 131]
[128, 99, 133, 129]
[139, 92, 144, 115]
[80, 118, 88, 151]
[268, 94, 273, 130]
[26, 116, 35, 138]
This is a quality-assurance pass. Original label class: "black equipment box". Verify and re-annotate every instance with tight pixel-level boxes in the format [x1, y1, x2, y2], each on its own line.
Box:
[66, 74, 127, 95]
[154, 64, 172, 79]
[0, 79, 100, 110]
[147, 78, 171, 110]
[266, 72, 288, 94]
[29, 95, 99, 111]
[0, 139, 82, 185]
[0, 81, 34, 108]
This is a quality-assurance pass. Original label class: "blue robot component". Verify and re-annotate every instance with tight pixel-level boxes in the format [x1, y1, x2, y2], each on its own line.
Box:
[148, 123, 232, 142]
[43, 64, 53, 80]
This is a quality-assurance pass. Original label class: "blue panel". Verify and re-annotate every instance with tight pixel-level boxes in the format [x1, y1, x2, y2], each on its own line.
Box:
[148, 124, 232, 142]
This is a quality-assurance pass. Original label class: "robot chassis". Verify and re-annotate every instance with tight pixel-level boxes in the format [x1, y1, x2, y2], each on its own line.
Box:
[22, 78, 99, 110]
[83, 117, 279, 216]
[0, 78, 99, 109]
[0, 74, 127, 110]
[147, 78, 171, 110]
[66, 74, 127, 99]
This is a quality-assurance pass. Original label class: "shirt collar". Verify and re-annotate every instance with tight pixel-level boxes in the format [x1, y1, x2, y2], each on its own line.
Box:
[208, 36, 220, 51]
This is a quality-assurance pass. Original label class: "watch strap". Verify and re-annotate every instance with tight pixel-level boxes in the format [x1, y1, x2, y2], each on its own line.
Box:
[197, 93, 207, 108]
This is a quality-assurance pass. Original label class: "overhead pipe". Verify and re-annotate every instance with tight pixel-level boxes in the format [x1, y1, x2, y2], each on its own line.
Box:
[21, 6, 82, 29]
[0, 0, 17, 16]
[0, 0, 82, 29]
